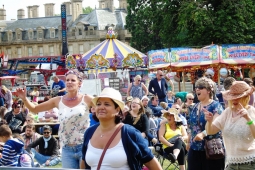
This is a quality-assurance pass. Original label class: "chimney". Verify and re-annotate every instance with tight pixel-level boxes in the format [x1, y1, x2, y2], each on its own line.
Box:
[17, 9, 25, 19]
[71, 0, 83, 21]
[0, 5, 6, 20]
[63, 2, 72, 15]
[44, 3, 55, 17]
[31, 5, 39, 18]
[98, 0, 104, 9]
[27, 6, 32, 18]
[119, 0, 127, 11]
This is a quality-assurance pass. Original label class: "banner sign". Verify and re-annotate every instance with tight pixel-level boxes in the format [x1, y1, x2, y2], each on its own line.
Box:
[148, 48, 170, 68]
[221, 44, 255, 60]
[61, 4, 68, 56]
[170, 45, 219, 63]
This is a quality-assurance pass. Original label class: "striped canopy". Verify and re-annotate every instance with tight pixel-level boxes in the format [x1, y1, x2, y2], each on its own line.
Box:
[80, 39, 147, 69]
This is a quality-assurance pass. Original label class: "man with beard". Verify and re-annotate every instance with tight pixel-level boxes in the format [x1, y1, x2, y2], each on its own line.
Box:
[21, 124, 41, 149]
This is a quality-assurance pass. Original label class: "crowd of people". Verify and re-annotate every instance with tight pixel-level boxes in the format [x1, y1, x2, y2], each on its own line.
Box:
[0, 68, 254, 170]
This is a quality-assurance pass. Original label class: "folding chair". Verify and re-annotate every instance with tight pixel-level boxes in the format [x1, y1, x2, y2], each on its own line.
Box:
[154, 143, 180, 170]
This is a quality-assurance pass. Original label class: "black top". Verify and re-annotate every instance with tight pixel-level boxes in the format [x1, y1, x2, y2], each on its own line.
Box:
[26, 136, 59, 159]
[4, 111, 26, 134]
[123, 112, 149, 136]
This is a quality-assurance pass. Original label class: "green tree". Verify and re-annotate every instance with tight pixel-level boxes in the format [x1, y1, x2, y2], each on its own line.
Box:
[126, 0, 255, 50]
[83, 6, 93, 14]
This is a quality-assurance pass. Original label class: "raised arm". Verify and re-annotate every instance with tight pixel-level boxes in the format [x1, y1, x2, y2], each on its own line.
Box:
[15, 88, 58, 113]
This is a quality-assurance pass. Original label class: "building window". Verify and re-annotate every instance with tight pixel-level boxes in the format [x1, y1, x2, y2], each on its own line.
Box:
[79, 29, 82, 35]
[90, 44, 95, 49]
[72, 29, 75, 36]
[39, 47, 43, 56]
[38, 31, 43, 39]
[50, 30, 55, 38]
[29, 31, 33, 39]
[7, 48, 11, 59]
[79, 44, 83, 54]
[28, 47, 32, 56]
[17, 47, 21, 58]
[17, 33, 21, 40]
[68, 45, 73, 54]
[49, 46, 54, 56]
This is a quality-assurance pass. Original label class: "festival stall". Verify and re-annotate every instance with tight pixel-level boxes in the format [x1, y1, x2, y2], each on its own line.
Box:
[73, 27, 148, 96]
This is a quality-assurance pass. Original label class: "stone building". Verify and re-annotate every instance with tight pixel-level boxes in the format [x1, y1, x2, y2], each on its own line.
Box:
[0, 0, 130, 77]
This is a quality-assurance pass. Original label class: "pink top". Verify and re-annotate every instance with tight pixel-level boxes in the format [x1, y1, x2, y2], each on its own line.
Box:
[213, 106, 255, 164]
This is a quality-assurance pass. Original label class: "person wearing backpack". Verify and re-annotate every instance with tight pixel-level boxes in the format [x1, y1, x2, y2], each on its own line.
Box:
[0, 125, 24, 166]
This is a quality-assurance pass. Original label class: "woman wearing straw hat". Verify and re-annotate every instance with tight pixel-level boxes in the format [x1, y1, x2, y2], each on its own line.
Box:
[159, 108, 188, 170]
[81, 87, 162, 170]
[15, 69, 93, 169]
[205, 81, 255, 170]
[187, 77, 225, 170]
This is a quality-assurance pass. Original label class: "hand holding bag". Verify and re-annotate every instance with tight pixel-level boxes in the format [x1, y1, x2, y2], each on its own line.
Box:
[197, 104, 225, 160]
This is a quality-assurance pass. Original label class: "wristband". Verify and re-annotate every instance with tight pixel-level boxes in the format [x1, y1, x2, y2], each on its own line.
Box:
[247, 120, 254, 125]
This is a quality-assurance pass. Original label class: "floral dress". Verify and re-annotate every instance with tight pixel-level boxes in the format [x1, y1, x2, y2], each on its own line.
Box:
[188, 100, 223, 151]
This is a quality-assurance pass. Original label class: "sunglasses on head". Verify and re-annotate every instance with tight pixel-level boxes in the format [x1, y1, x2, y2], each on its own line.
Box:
[43, 132, 50, 134]
[195, 86, 206, 90]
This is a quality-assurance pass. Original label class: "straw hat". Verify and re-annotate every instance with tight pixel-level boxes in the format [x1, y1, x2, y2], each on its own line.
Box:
[92, 87, 124, 110]
[161, 108, 182, 122]
[222, 81, 254, 101]
[126, 96, 133, 102]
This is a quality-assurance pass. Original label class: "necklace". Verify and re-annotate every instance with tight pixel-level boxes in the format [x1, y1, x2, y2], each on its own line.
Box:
[100, 134, 104, 138]
[63, 95, 79, 101]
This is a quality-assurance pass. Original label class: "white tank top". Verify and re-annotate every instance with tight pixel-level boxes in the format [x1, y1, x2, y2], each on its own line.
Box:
[86, 140, 130, 170]
[58, 96, 90, 147]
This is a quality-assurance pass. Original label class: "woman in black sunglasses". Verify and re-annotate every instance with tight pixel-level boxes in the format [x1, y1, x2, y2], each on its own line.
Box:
[186, 77, 225, 170]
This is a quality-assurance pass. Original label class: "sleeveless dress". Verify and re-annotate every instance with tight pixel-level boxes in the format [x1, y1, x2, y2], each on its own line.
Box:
[58, 96, 90, 147]
[130, 83, 143, 99]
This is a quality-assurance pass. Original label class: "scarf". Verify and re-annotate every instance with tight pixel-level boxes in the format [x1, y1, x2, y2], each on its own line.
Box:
[43, 136, 52, 149]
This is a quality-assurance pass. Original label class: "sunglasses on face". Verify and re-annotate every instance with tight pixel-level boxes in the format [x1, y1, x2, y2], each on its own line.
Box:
[159, 75, 163, 77]
[175, 108, 180, 110]
[137, 80, 141, 82]
[26, 119, 31, 122]
[16, 106, 21, 109]
[43, 132, 50, 134]
[188, 98, 194, 100]
[195, 86, 206, 90]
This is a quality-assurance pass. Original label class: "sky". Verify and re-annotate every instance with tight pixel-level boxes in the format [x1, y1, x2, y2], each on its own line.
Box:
[2, 0, 119, 20]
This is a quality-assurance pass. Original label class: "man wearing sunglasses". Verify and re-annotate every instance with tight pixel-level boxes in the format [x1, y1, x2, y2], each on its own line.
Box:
[4, 103, 26, 133]
[26, 125, 60, 167]
[148, 70, 168, 103]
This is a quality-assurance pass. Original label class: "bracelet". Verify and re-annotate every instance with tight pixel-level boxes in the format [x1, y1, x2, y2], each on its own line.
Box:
[247, 120, 254, 125]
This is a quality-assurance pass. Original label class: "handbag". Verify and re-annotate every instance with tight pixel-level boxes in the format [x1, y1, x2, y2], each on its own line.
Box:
[204, 137, 225, 160]
[97, 123, 124, 170]
[197, 104, 225, 160]
[167, 134, 181, 144]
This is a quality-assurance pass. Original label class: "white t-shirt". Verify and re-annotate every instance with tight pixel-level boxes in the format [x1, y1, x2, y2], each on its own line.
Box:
[158, 80, 161, 89]
[86, 140, 130, 170]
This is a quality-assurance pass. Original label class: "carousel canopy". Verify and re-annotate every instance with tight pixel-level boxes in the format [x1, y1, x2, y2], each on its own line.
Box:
[76, 27, 147, 70]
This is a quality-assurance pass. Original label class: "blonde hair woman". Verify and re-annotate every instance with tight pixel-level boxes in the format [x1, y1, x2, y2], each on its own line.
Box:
[127, 75, 148, 100]
[29, 87, 39, 102]
[206, 81, 255, 170]
[0, 85, 13, 111]
[180, 93, 195, 119]
[123, 97, 149, 141]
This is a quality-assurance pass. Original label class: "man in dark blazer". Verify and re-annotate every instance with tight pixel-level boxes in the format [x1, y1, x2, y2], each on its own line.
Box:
[148, 70, 168, 103]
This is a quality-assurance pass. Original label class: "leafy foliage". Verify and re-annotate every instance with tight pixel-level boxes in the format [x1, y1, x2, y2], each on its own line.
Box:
[83, 6, 93, 14]
[126, 0, 255, 50]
